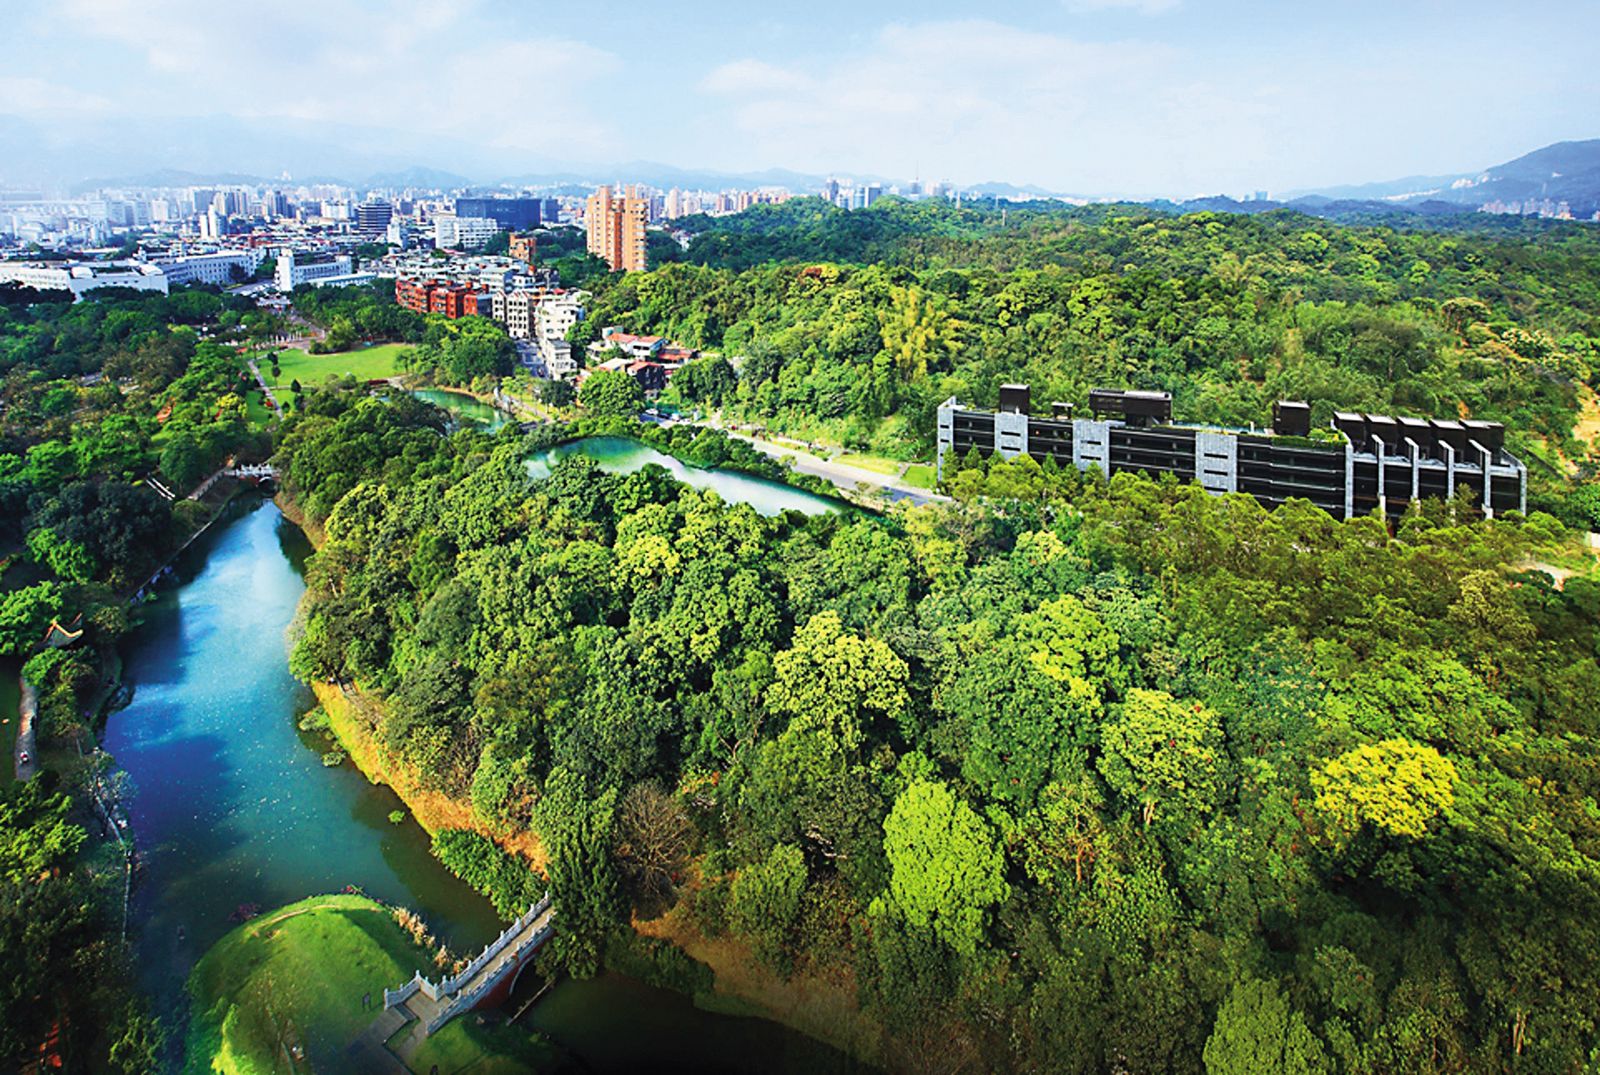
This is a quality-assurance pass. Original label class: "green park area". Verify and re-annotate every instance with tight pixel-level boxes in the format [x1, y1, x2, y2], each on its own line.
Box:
[185, 893, 555, 1075]
[258, 343, 411, 389]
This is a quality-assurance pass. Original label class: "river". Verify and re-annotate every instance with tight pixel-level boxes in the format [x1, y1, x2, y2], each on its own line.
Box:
[528, 436, 845, 517]
[106, 496, 859, 1071]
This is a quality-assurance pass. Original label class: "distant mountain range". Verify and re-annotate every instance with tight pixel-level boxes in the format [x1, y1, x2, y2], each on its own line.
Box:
[0, 109, 1595, 222]
[1284, 140, 1600, 218]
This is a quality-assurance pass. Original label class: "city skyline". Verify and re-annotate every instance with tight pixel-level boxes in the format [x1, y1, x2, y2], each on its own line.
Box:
[3, 0, 1597, 199]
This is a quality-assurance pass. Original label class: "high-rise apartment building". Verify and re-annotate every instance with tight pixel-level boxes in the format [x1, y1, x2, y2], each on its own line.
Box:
[585, 185, 648, 272]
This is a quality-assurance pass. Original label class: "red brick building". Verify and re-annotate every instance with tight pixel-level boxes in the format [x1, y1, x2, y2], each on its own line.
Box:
[395, 277, 492, 319]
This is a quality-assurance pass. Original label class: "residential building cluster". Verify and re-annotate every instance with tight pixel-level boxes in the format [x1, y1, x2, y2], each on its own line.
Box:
[659, 186, 792, 220]
[577, 326, 701, 397]
[1478, 198, 1598, 222]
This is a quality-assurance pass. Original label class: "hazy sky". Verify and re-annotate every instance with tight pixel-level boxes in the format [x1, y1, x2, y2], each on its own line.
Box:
[4, 0, 1595, 196]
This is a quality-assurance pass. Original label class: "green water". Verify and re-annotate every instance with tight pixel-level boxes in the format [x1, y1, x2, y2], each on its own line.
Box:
[104, 499, 861, 1071]
[527, 972, 862, 1074]
[0, 658, 18, 786]
[528, 436, 845, 517]
[410, 387, 514, 430]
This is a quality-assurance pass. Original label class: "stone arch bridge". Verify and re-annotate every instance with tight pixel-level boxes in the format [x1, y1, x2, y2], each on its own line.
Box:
[382, 895, 555, 1041]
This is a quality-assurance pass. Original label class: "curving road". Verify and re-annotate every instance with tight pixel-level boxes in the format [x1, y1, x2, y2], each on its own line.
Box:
[725, 431, 949, 507]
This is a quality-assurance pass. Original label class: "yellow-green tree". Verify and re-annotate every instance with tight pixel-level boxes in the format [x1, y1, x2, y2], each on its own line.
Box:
[1311, 738, 1457, 843]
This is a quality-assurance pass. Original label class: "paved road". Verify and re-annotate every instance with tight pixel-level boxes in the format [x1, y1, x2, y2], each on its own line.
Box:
[727, 432, 949, 507]
[16, 678, 37, 781]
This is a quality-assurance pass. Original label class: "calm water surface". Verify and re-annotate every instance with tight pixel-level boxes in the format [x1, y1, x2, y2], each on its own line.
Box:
[105, 500, 501, 1004]
[410, 386, 514, 430]
[528, 436, 845, 517]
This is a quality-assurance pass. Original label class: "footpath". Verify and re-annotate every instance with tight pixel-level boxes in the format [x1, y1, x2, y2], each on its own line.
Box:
[15, 678, 36, 781]
[725, 431, 949, 506]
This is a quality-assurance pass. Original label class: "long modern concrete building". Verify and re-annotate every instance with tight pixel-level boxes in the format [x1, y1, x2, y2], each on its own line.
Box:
[936, 385, 1526, 519]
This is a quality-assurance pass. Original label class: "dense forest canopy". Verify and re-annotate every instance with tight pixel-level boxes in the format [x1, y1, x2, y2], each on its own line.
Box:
[279, 382, 1600, 1072]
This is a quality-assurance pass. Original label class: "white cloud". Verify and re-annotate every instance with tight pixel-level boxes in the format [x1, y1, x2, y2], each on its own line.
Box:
[0, 76, 113, 114]
[42, 0, 626, 159]
[698, 20, 1220, 192]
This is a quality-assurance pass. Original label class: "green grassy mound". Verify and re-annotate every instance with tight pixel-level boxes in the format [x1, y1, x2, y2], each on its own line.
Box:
[184, 893, 555, 1074]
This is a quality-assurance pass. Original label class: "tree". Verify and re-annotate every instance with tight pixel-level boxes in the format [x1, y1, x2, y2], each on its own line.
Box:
[579, 368, 644, 417]
[158, 429, 209, 490]
[614, 780, 692, 904]
[1204, 978, 1328, 1075]
[1014, 595, 1126, 702]
[767, 610, 909, 752]
[535, 767, 621, 976]
[1098, 689, 1226, 827]
[937, 642, 1096, 808]
[1310, 738, 1457, 843]
[26, 527, 95, 583]
[107, 1003, 165, 1075]
[729, 843, 807, 970]
[541, 378, 575, 407]
[878, 778, 1007, 955]
[0, 583, 64, 657]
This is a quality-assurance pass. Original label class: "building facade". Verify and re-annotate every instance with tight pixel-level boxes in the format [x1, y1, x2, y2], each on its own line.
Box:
[936, 385, 1526, 520]
[585, 185, 648, 272]
[455, 197, 541, 230]
[275, 250, 355, 290]
[395, 277, 492, 318]
[0, 260, 169, 299]
[508, 233, 536, 265]
[155, 249, 266, 286]
[433, 214, 499, 250]
[356, 201, 394, 239]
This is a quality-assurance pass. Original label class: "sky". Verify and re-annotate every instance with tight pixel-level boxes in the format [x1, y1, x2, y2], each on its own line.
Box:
[3, 0, 1596, 197]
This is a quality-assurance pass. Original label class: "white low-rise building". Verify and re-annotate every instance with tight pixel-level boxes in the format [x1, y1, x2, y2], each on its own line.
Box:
[433, 214, 499, 250]
[276, 249, 355, 290]
[0, 260, 169, 299]
[154, 248, 267, 287]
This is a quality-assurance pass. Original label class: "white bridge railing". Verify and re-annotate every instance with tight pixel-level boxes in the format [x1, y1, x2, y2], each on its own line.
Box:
[225, 463, 279, 479]
[384, 894, 554, 1029]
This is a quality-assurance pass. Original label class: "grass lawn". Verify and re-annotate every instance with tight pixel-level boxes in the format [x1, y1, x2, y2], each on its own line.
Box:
[258, 343, 410, 388]
[186, 894, 426, 1073]
[184, 893, 555, 1074]
[901, 464, 936, 490]
[833, 452, 903, 475]
[244, 391, 277, 428]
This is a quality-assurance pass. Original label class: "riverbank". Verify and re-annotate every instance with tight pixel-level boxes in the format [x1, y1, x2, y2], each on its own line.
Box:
[314, 681, 546, 869]
[634, 890, 884, 1065]
[311, 677, 883, 1065]
[284, 489, 545, 871]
